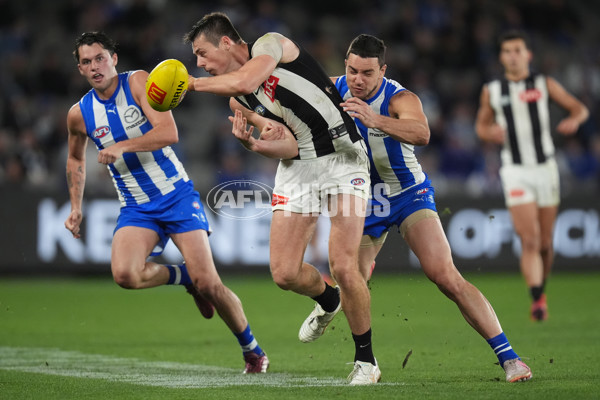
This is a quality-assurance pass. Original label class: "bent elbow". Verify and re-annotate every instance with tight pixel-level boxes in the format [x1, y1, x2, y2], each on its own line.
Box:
[418, 128, 430, 146]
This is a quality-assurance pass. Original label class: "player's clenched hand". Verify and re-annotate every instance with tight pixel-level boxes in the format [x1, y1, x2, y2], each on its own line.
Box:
[98, 145, 124, 165]
[556, 117, 579, 136]
[260, 122, 284, 141]
[341, 97, 379, 128]
[65, 209, 83, 239]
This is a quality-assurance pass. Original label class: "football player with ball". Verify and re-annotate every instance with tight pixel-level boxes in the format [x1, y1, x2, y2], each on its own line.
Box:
[65, 31, 269, 374]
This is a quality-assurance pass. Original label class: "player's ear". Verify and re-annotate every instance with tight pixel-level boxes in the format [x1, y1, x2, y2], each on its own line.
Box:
[221, 35, 233, 50]
[380, 64, 387, 77]
[112, 52, 119, 66]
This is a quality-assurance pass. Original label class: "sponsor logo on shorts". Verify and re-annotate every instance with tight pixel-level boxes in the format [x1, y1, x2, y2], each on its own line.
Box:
[192, 201, 200, 209]
[206, 180, 273, 220]
[510, 188, 525, 197]
[271, 193, 289, 207]
[93, 125, 111, 139]
[416, 188, 429, 195]
[351, 178, 366, 186]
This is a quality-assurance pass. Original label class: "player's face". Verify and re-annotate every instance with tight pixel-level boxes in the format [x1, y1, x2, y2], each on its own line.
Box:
[192, 34, 237, 76]
[345, 53, 385, 100]
[499, 39, 531, 76]
[77, 43, 118, 93]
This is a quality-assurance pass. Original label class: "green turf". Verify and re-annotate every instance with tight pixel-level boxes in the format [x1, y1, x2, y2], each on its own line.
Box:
[1, 272, 599, 399]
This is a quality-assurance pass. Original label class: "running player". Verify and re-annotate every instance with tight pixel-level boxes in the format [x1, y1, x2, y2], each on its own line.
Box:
[475, 30, 589, 321]
[183, 12, 378, 384]
[64, 31, 268, 373]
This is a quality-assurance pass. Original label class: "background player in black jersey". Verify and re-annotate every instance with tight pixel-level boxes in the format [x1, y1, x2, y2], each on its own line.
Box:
[182, 12, 379, 384]
[475, 30, 589, 321]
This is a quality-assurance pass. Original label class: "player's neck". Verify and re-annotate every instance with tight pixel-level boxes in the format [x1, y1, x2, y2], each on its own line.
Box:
[504, 68, 530, 82]
[94, 75, 119, 100]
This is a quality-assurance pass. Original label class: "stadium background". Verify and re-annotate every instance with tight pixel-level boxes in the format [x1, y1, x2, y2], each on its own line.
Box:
[0, 0, 598, 274]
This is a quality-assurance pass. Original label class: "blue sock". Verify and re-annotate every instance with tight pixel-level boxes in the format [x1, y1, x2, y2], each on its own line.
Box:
[487, 332, 520, 365]
[234, 325, 264, 356]
[165, 264, 192, 285]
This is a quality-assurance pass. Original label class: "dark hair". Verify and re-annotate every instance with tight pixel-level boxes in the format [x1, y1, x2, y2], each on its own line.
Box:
[183, 12, 243, 46]
[498, 30, 530, 51]
[73, 31, 117, 63]
[346, 34, 386, 67]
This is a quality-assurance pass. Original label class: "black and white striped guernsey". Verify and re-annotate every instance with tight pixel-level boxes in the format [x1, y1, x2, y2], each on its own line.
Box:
[235, 40, 362, 160]
[487, 73, 554, 166]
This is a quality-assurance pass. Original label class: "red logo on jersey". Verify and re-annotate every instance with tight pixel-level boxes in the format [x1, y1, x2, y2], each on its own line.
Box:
[510, 188, 525, 197]
[271, 193, 289, 206]
[93, 125, 111, 139]
[519, 89, 542, 103]
[263, 75, 279, 102]
[147, 81, 167, 104]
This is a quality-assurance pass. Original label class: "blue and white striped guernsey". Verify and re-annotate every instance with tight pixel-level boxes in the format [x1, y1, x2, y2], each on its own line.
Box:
[335, 76, 425, 198]
[79, 71, 190, 207]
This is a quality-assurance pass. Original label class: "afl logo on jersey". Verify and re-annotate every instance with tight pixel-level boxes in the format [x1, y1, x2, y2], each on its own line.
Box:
[519, 89, 542, 103]
[93, 125, 111, 139]
[254, 105, 266, 116]
[351, 178, 366, 186]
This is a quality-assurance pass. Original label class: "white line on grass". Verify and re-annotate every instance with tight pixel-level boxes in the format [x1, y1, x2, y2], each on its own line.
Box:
[0, 346, 398, 388]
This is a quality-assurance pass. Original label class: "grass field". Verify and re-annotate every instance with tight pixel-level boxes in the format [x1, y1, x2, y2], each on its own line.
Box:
[1, 271, 599, 399]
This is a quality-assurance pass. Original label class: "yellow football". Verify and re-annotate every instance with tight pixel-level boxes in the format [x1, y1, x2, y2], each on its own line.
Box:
[146, 59, 188, 112]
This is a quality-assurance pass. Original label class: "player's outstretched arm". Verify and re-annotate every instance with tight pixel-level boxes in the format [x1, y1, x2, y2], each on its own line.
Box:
[65, 104, 88, 239]
[229, 98, 298, 159]
[189, 33, 298, 96]
[546, 76, 589, 135]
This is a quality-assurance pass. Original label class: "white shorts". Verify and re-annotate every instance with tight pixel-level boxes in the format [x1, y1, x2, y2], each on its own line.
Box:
[272, 141, 370, 214]
[499, 158, 560, 207]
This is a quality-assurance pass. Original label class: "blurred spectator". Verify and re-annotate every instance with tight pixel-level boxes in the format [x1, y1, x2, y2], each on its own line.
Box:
[0, 0, 597, 198]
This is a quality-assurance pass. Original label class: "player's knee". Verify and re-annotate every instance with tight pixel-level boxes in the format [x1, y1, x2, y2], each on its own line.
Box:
[520, 235, 541, 252]
[540, 238, 553, 255]
[429, 267, 463, 297]
[194, 280, 224, 301]
[112, 269, 141, 289]
[270, 265, 299, 291]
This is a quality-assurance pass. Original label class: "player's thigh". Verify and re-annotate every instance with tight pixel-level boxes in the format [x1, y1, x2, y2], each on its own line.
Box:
[269, 210, 318, 271]
[328, 194, 366, 268]
[112, 226, 160, 273]
[509, 202, 540, 241]
[404, 216, 454, 279]
[170, 229, 220, 281]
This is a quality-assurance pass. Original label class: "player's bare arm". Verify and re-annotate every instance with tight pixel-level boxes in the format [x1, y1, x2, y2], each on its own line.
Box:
[97, 71, 179, 165]
[228, 98, 298, 159]
[342, 90, 430, 146]
[65, 104, 88, 239]
[475, 85, 506, 145]
[189, 33, 299, 96]
[546, 76, 589, 135]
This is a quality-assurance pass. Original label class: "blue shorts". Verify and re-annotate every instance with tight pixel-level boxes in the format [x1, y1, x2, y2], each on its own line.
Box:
[364, 178, 437, 238]
[115, 182, 210, 256]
